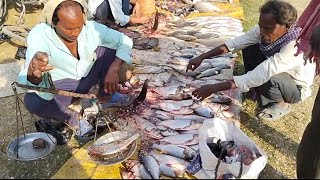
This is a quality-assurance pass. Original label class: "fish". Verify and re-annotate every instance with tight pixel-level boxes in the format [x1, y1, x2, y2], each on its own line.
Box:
[189, 144, 199, 151]
[194, 106, 214, 118]
[157, 120, 203, 130]
[196, 68, 221, 78]
[157, 134, 199, 145]
[194, 33, 220, 39]
[123, 160, 153, 179]
[159, 163, 180, 177]
[132, 116, 163, 139]
[173, 114, 206, 122]
[151, 144, 196, 160]
[88, 133, 139, 156]
[160, 128, 180, 136]
[150, 85, 183, 96]
[194, 2, 223, 13]
[194, 62, 214, 72]
[172, 34, 197, 41]
[169, 107, 194, 115]
[139, 154, 160, 179]
[206, 93, 232, 104]
[178, 130, 199, 134]
[155, 110, 175, 120]
[156, 99, 194, 112]
[160, 93, 193, 101]
[121, 171, 140, 179]
[149, 151, 189, 174]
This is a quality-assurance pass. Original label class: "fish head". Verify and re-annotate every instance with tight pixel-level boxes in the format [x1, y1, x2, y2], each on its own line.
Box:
[121, 171, 137, 179]
[123, 160, 140, 170]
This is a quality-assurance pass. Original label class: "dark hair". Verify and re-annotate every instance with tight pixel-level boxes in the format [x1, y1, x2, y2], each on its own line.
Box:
[52, 0, 84, 25]
[310, 25, 320, 56]
[260, 0, 297, 28]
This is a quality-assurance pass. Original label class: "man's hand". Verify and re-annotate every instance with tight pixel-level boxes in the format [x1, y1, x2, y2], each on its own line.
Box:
[104, 58, 124, 94]
[27, 52, 54, 85]
[104, 69, 120, 94]
[186, 56, 204, 72]
[192, 80, 237, 101]
[192, 84, 215, 101]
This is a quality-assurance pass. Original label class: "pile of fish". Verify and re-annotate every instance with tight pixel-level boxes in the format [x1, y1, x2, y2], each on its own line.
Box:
[108, 81, 235, 179]
[160, 16, 244, 46]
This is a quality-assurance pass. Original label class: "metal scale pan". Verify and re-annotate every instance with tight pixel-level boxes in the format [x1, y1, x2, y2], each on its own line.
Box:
[7, 132, 57, 161]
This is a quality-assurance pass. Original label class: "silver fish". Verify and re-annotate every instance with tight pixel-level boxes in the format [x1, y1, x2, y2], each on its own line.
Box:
[149, 151, 188, 173]
[159, 163, 178, 177]
[174, 114, 206, 122]
[158, 134, 199, 145]
[196, 68, 221, 78]
[160, 128, 180, 136]
[151, 144, 196, 160]
[151, 85, 183, 96]
[132, 116, 163, 139]
[194, 106, 214, 118]
[88, 134, 139, 156]
[139, 154, 160, 179]
[207, 93, 232, 104]
[178, 130, 199, 134]
[123, 160, 152, 179]
[155, 110, 175, 120]
[157, 99, 194, 112]
[157, 120, 203, 130]
[169, 107, 194, 115]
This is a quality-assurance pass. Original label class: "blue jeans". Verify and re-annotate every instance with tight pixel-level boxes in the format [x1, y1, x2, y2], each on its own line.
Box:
[95, 0, 130, 22]
[24, 47, 116, 123]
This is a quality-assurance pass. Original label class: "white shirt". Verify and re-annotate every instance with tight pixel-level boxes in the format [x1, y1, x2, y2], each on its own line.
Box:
[88, 0, 130, 26]
[225, 26, 316, 100]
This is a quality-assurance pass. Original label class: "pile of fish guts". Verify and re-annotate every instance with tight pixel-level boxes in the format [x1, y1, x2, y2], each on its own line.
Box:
[91, 80, 236, 179]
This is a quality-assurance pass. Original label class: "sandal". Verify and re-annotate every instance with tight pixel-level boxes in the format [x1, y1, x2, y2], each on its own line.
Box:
[133, 37, 159, 50]
[100, 92, 134, 109]
[257, 103, 291, 121]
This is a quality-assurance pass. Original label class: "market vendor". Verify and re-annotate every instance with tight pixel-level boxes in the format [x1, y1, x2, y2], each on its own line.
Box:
[17, 0, 133, 140]
[186, 0, 316, 121]
[87, 0, 151, 27]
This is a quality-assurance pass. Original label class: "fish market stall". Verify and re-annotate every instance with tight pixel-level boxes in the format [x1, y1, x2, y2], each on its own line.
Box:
[51, 0, 267, 179]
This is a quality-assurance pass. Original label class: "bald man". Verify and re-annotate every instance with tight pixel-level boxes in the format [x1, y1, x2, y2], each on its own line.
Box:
[17, 0, 133, 140]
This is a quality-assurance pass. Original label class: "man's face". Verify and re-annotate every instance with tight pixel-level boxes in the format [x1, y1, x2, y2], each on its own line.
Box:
[258, 13, 288, 44]
[54, 5, 84, 43]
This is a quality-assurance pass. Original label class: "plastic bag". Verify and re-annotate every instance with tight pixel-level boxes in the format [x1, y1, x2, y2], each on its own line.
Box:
[194, 117, 267, 179]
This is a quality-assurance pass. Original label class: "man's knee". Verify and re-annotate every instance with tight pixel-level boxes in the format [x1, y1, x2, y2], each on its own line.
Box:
[24, 93, 42, 114]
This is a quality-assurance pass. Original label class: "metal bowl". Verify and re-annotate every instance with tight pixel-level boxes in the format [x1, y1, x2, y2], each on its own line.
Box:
[6, 132, 57, 161]
[88, 131, 138, 166]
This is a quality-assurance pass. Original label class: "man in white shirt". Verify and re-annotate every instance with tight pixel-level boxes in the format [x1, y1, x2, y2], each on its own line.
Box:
[87, 0, 150, 26]
[186, 0, 316, 121]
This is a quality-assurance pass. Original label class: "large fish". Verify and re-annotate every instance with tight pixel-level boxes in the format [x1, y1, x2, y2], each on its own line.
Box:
[139, 154, 160, 179]
[154, 99, 194, 112]
[88, 134, 139, 156]
[151, 144, 196, 160]
[158, 134, 199, 145]
[157, 120, 203, 130]
[123, 160, 152, 179]
[149, 151, 188, 174]
[132, 116, 163, 139]
[196, 68, 221, 78]
[174, 114, 206, 122]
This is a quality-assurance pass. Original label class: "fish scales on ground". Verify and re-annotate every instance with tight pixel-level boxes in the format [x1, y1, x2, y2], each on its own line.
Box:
[151, 144, 196, 160]
[139, 154, 160, 179]
[157, 120, 203, 130]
